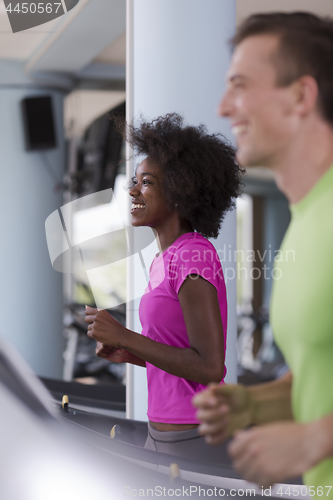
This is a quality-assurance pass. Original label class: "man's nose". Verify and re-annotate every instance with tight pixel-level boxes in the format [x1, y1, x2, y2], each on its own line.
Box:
[217, 90, 232, 117]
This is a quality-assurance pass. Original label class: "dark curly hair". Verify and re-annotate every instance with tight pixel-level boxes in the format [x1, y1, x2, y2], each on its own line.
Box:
[126, 113, 243, 239]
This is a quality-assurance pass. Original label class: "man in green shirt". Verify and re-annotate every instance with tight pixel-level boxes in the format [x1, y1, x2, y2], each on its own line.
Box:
[193, 12, 333, 493]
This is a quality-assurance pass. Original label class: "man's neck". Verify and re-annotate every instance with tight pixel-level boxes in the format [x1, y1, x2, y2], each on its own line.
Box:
[270, 119, 333, 205]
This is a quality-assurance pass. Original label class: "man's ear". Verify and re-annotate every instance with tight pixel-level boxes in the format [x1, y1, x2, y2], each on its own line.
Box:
[292, 75, 319, 117]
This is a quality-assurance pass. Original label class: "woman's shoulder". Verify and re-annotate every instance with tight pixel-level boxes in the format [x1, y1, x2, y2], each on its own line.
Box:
[166, 233, 225, 289]
[169, 232, 220, 262]
[173, 232, 216, 250]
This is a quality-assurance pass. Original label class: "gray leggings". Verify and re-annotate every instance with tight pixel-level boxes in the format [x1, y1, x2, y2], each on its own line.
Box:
[145, 422, 231, 465]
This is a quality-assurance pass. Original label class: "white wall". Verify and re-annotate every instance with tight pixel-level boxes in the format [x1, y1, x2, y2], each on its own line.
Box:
[0, 82, 65, 378]
[126, 0, 237, 421]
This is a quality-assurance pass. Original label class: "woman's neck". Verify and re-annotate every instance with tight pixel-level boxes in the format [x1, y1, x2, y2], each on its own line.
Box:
[154, 219, 193, 254]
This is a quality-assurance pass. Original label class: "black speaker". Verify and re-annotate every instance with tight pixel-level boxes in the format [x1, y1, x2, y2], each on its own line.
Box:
[21, 96, 57, 151]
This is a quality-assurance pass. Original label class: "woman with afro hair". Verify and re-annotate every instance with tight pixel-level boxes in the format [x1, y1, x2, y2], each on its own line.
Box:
[85, 113, 243, 461]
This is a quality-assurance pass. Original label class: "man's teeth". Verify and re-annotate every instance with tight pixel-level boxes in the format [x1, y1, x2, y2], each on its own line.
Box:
[231, 125, 248, 136]
[132, 204, 145, 209]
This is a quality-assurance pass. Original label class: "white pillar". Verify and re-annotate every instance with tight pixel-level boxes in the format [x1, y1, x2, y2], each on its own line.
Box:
[126, 0, 237, 421]
[0, 62, 65, 378]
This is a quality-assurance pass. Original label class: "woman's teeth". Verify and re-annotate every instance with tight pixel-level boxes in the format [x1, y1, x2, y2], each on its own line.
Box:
[131, 204, 145, 209]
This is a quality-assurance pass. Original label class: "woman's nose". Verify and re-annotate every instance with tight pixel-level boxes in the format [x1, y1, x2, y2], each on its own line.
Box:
[129, 184, 140, 197]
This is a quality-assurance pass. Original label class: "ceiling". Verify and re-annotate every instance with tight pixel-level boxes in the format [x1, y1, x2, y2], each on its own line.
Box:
[0, 1, 63, 60]
[94, 31, 125, 66]
[1, 0, 333, 65]
[0, 0, 125, 69]
[0, 0, 126, 139]
[2, 0, 332, 153]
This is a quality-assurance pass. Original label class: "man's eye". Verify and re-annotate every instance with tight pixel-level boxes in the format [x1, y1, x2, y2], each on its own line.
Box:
[233, 81, 246, 90]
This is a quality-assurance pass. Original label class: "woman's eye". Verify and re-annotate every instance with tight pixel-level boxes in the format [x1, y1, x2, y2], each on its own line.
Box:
[128, 177, 152, 189]
[128, 177, 138, 189]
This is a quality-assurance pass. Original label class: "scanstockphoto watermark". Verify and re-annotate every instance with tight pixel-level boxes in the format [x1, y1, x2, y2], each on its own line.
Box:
[223, 245, 296, 283]
[165, 245, 296, 265]
[167, 263, 283, 284]
[224, 264, 284, 283]
[166, 246, 296, 283]
[214, 245, 296, 266]
[45, 189, 296, 309]
[123, 485, 257, 497]
[123, 485, 333, 498]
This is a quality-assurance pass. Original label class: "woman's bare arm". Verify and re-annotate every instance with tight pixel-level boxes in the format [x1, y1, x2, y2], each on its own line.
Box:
[86, 276, 224, 385]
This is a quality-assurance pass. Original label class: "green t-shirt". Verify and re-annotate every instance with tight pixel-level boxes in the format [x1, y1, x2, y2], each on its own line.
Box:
[271, 164, 333, 494]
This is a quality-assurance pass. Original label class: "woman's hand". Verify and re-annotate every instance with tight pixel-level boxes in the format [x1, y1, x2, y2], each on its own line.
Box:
[85, 306, 125, 347]
[96, 341, 131, 364]
[85, 307, 146, 368]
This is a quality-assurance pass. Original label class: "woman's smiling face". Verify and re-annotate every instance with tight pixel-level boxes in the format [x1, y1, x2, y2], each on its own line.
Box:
[129, 157, 173, 229]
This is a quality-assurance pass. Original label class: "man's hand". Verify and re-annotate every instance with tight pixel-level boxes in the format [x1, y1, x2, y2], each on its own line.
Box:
[85, 306, 125, 347]
[193, 383, 255, 444]
[95, 341, 130, 364]
[228, 421, 317, 488]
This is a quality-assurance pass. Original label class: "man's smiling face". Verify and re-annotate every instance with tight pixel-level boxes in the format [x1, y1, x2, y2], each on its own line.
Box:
[218, 35, 299, 170]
